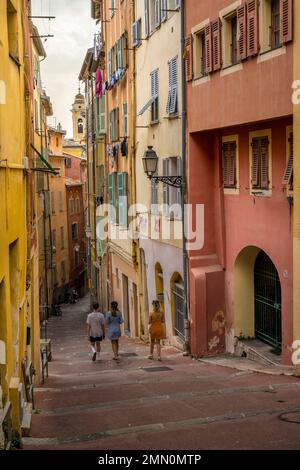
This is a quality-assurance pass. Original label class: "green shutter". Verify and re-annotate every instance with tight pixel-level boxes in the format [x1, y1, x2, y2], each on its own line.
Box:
[115, 107, 119, 141]
[118, 172, 128, 227]
[123, 102, 128, 137]
[108, 49, 112, 79]
[99, 95, 106, 135]
[108, 173, 115, 222]
[109, 111, 113, 142]
[117, 38, 122, 69]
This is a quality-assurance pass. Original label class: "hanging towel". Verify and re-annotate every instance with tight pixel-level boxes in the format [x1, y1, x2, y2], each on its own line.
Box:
[96, 67, 103, 98]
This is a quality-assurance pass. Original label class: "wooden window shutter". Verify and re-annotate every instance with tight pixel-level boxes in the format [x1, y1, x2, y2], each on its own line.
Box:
[204, 23, 212, 73]
[247, 0, 258, 57]
[260, 137, 269, 189]
[282, 132, 293, 186]
[212, 18, 222, 71]
[144, 0, 150, 38]
[251, 137, 260, 187]
[115, 107, 119, 141]
[280, 0, 293, 44]
[223, 141, 237, 188]
[163, 159, 169, 215]
[185, 35, 193, 82]
[161, 0, 167, 22]
[108, 173, 115, 223]
[237, 4, 247, 61]
[155, 0, 161, 28]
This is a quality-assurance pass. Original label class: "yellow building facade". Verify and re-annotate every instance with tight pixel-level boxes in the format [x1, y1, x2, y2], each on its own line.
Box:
[0, 0, 31, 439]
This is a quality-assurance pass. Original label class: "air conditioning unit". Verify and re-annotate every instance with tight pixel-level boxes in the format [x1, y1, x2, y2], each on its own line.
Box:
[23, 156, 29, 170]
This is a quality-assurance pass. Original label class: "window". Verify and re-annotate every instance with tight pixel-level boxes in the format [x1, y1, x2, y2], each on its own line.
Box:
[271, 0, 280, 49]
[169, 157, 182, 220]
[52, 229, 56, 248]
[108, 172, 117, 223]
[282, 130, 293, 191]
[69, 197, 74, 214]
[75, 251, 80, 267]
[223, 141, 237, 188]
[166, 57, 178, 116]
[60, 227, 64, 249]
[251, 136, 270, 191]
[151, 70, 159, 123]
[34, 100, 40, 132]
[109, 108, 119, 142]
[96, 95, 106, 137]
[61, 260, 66, 283]
[151, 174, 159, 214]
[223, 12, 238, 67]
[76, 196, 80, 213]
[71, 223, 78, 240]
[65, 158, 72, 168]
[163, 159, 170, 216]
[59, 191, 63, 211]
[132, 19, 142, 47]
[123, 102, 128, 137]
[194, 30, 206, 78]
[110, 0, 115, 18]
[78, 118, 84, 134]
[117, 172, 128, 227]
[51, 192, 55, 213]
[7, 0, 19, 60]
[144, 0, 150, 37]
[260, 0, 293, 53]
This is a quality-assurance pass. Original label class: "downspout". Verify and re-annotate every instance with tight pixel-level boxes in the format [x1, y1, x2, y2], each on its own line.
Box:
[84, 78, 91, 301]
[180, 0, 190, 355]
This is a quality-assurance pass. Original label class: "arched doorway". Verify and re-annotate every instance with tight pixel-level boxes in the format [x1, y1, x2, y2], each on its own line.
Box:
[254, 251, 282, 350]
[170, 273, 184, 340]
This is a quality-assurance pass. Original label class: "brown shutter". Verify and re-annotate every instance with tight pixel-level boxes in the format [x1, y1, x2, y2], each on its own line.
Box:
[237, 4, 247, 61]
[204, 23, 212, 73]
[185, 35, 193, 82]
[260, 136, 269, 190]
[247, 0, 258, 57]
[282, 132, 294, 185]
[212, 18, 222, 71]
[280, 0, 293, 44]
[251, 137, 260, 187]
[223, 141, 237, 188]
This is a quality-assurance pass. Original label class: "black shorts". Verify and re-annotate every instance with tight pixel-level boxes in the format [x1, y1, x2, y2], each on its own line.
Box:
[90, 336, 103, 343]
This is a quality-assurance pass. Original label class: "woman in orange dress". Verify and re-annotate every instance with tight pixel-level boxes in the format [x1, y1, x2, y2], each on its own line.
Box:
[148, 300, 165, 361]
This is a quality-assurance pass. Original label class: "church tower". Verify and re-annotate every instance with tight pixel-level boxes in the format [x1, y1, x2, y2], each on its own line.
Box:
[71, 88, 86, 143]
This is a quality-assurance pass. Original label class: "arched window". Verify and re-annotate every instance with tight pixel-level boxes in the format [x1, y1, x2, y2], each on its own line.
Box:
[78, 118, 83, 134]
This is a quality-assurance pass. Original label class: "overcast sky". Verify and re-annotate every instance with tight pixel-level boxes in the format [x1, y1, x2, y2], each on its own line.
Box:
[32, 0, 97, 137]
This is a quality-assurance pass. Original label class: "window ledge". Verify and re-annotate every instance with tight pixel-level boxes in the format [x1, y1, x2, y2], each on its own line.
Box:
[150, 120, 159, 126]
[192, 75, 210, 87]
[251, 189, 272, 197]
[220, 62, 243, 77]
[165, 113, 179, 120]
[224, 187, 239, 196]
[257, 46, 286, 64]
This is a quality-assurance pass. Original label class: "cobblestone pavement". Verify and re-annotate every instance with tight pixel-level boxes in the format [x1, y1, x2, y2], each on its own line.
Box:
[24, 295, 300, 450]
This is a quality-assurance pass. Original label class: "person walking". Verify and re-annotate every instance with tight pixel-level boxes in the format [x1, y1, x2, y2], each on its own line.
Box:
[148, 300, 165, 361]
[86, 302, 105, 362]
[106, 301, 124, 361]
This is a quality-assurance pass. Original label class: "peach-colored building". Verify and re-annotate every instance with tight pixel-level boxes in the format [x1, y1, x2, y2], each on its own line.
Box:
[48, 126, 70, 303]
[185, 0, 294, 364]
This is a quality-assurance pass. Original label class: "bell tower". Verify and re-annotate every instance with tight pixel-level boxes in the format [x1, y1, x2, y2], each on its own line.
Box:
[71, 86, 85, 143]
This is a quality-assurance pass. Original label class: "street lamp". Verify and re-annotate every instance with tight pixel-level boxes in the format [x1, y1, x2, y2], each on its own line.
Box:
[142, 146, 183, 188]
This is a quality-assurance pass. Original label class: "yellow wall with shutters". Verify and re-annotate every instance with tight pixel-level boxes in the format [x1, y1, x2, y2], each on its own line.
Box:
[0, 0, 28, 434]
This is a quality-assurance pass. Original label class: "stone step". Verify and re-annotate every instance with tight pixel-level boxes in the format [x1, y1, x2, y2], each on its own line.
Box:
[21, 402, 33, 437]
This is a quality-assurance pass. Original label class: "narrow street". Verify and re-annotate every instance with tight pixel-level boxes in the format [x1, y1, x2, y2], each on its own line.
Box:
[23, 296, 300, 450]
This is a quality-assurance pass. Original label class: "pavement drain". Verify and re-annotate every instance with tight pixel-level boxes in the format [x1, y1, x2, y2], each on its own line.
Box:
[142, 366, 173, 372]
[120, 353, 138, 357]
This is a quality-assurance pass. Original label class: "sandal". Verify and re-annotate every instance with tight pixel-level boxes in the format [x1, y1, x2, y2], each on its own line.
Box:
[157, 357, 162, 362]
[148, 355, 153, 360]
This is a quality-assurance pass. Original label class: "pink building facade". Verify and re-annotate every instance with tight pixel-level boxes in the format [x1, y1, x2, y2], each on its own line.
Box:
[185, 0, 294, 363]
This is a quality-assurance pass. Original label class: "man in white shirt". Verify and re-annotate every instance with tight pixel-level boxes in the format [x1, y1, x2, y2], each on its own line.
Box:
[86, 302, 105, 361]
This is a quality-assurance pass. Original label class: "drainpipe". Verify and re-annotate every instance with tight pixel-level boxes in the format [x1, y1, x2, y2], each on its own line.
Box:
[180, 0, 190, 355]
[91, 75, 98, 302]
